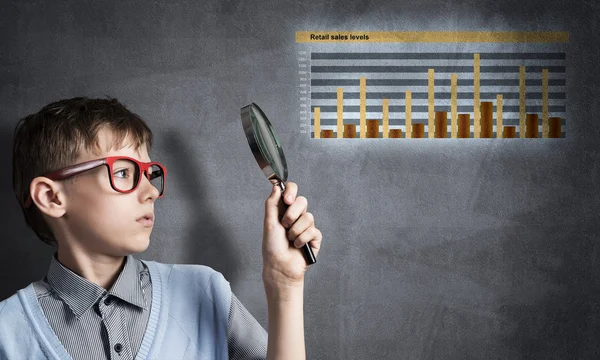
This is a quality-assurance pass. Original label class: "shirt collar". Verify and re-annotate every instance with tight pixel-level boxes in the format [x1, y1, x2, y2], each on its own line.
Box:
[107, 255, 147, 310]
[46, 254, 147, 318]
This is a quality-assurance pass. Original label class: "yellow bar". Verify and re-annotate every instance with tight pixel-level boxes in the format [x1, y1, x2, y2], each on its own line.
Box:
[428, 69, 434, 138]
[360, 77, 366, 138]
[542, 69, 549, 138]
[295, 31, 569, 43]
[451, 73, 457, 139]
[337, 88, 344, 139]
[520, 66, 526, 138]
[382, 99, 389, 139]
[314, 107, 321, 139]
[496, 95, 503, 138]
[473, 54, 480, 138]
[406, 91, 412, 139]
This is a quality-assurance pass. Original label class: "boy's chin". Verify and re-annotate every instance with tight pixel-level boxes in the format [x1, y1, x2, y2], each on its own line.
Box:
[120, 236, 151, 255]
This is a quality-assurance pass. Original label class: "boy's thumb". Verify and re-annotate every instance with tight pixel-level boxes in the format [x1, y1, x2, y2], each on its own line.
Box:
[264, 185, 282, 224]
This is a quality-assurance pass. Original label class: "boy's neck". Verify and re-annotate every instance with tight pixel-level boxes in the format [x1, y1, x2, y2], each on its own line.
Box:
[55, 248, 127, 290]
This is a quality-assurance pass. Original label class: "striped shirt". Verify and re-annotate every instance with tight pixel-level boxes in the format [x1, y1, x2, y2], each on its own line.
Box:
[32, 254, 267, 360]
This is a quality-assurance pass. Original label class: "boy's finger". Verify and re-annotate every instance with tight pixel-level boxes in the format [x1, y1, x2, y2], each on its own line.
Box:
[292, 227, 318, 248]
[282, 196, 308, 228]
[286, 211, 314, 240]
[293, 228, 322, 260]
[283, 182, 298, 205]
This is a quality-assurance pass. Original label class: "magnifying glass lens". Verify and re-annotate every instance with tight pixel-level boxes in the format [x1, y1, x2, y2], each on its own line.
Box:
[249, 107, 287, 182]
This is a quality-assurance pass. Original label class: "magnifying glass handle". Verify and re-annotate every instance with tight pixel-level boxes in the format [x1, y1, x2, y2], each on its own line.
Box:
[276, 181, 317, 265]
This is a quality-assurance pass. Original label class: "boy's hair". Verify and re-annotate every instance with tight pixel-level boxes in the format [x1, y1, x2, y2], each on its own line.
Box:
[12, 96, 153, 246]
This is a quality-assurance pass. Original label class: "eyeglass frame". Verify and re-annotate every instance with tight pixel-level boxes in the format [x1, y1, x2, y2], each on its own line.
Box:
[23, 156, 167, 209]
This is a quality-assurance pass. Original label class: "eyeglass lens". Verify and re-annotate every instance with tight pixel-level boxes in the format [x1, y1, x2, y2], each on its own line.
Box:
[112, 159, 164, 194]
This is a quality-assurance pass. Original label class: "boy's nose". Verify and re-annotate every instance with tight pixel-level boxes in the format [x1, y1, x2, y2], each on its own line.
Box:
[139, 171, 160, 198]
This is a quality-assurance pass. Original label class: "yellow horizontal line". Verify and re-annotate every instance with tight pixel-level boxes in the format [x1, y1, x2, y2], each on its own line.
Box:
[296, 31, 569, 43]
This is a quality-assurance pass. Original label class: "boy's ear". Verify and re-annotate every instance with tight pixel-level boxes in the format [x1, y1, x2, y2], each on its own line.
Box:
[29, 177, 67, 218]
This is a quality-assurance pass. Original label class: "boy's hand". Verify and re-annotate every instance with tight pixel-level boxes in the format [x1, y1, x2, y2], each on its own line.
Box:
[262, 182, 322, 291]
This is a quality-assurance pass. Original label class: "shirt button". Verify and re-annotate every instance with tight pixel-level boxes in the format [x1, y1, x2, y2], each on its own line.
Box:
[104, 297, 112, 306]
[114, 343, 123, 353]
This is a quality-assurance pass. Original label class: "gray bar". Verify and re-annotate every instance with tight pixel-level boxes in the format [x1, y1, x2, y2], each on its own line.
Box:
[311, 92, 566, 100]
[311, 79, 566, 86]
[311, 52, 566, 60]
[311, 66, 566, 73]
[312, 105, 566, 112]
[310, 131, 567, 138]
[315, 118, 567, 126]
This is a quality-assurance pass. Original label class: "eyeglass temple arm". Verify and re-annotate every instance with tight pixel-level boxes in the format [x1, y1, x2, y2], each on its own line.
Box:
[23, 159, 107, 208]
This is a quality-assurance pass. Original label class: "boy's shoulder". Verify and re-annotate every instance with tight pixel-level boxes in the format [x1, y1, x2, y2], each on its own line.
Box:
[141, 259, 231, 298]
[0, 294, 6, 314]
[142, 259, 222, 279]
[0, 288, 32, 336]
[141, 260, 232, 328]
[0, 288, 50, 359]
[0, 291, 23, 319]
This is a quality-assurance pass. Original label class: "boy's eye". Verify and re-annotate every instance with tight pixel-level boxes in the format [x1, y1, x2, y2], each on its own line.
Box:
[114, 169, 130, 179]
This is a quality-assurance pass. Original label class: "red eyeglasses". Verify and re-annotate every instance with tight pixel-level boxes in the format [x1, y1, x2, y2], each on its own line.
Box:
[24, 156, 167, 208]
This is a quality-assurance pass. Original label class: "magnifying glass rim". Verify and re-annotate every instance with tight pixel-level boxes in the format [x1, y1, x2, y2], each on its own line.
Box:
[240, 103, 288, 184]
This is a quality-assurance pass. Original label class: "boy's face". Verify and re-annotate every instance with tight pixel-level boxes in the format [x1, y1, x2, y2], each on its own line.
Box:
[57, 127, 159, 257]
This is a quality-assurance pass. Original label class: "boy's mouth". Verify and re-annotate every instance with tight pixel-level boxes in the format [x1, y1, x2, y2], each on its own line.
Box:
[136, 213, 154, 226]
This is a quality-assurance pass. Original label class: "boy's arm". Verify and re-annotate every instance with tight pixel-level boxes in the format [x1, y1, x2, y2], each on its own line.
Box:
[264, 280, 305, 360]
[262, 183, 322, 360]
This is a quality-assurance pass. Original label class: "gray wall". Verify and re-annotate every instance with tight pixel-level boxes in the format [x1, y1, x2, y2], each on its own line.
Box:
[1, 1, 599, 359]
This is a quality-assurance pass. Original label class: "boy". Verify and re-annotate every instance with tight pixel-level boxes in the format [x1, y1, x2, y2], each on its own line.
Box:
[0, 97, 322, 359]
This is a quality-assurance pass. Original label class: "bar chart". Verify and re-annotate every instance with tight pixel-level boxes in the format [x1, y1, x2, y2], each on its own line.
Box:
[296, 32, 568, 139]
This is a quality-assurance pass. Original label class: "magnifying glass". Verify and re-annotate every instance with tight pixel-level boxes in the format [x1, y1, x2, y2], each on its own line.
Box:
[240, 103, 317, 265]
